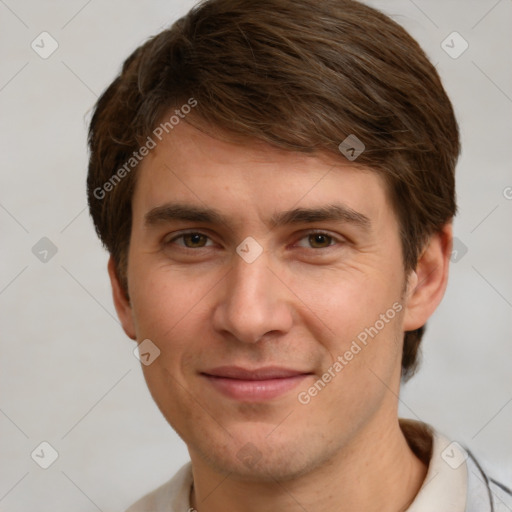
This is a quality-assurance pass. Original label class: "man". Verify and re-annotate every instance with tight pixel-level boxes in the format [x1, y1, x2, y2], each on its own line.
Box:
[87, 0, 511, 510]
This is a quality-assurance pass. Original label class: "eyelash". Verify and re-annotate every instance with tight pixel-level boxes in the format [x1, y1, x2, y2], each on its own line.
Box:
[166, 232, 215, 249]
[165, 230, 343, 250]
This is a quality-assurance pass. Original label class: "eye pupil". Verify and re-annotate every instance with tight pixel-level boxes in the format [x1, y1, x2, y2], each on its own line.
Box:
[184, 233, 206, 247]
[309, 234, 331, 248]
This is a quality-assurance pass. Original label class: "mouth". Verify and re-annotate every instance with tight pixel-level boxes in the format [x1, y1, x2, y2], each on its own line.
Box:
[200, 366, 313, 402]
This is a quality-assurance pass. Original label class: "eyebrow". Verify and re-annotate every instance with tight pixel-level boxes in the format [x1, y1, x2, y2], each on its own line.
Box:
[270, 204, 371, 230]
[144, 202, 371, 231]
[145, 204, 225, 226]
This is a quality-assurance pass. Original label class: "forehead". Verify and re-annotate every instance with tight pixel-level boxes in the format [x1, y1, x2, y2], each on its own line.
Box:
[132, 121, 394, 228]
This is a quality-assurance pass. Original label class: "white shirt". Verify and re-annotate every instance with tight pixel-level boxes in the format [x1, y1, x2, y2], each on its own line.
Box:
[125, 421, 511, 512]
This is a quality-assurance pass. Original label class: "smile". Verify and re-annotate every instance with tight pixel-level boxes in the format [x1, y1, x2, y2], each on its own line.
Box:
[201, 366, 312, 402]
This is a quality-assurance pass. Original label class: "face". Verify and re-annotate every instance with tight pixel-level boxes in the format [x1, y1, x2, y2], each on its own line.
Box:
[114, 120, 420, 481]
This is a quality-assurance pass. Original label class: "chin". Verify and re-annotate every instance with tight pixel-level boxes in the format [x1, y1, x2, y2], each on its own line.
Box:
[204, 451, 316, 482]
[191, 426, 333, 482]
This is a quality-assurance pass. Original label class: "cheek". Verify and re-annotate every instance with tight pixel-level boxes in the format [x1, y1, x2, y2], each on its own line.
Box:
[128, 258, 219, 336]
[285, 266, 405, 384]
[128, 265, 216, 406]
[285, 265, 398, 333]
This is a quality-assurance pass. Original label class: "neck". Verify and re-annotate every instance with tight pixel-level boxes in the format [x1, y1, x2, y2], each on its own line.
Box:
[189, 416, 428, 512]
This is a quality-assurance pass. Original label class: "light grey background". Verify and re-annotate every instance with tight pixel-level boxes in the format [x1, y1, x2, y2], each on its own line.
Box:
[1, 0, 511, 510]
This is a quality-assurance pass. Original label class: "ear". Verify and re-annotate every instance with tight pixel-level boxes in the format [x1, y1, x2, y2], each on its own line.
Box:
[402, 223, 452, 331]
[108, 257, 137, 340]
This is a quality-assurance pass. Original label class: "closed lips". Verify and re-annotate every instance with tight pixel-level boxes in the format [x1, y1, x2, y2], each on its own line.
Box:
[201, 366, 311, 380]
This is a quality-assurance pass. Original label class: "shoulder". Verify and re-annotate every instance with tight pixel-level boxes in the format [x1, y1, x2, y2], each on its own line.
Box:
[125, 462, 193, 512]
[466, 451, 512, 512]
[490, 478, 512, 510]
[399, 419, 511, 512]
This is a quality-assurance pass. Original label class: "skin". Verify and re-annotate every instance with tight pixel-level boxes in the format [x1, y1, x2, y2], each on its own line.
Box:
[109, 119, 452, 512]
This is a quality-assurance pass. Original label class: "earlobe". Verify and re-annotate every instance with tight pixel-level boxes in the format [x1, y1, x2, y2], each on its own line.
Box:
[107, 257, 137, 340]
[402, 224, 453, 332]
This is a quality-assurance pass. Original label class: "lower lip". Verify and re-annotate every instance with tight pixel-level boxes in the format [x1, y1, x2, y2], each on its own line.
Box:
[202, 374, 310, 402]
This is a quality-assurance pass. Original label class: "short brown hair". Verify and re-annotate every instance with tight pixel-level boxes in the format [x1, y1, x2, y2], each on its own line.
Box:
[87, 0, 460, 380]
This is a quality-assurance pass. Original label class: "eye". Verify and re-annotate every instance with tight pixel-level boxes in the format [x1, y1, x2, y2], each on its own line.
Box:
[168, 232, 214, 249]
[295, 232, 338, 249]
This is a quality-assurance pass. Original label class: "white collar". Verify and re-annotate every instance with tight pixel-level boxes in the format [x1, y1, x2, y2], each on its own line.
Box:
[403, 420, 468, 511]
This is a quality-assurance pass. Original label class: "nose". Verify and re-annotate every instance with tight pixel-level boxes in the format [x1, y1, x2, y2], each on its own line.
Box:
[212, 251, 293, 344]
